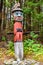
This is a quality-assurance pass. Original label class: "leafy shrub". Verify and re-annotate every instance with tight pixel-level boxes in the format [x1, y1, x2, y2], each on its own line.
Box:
[24, 37, 43, 56]
[30, 32, 38, 39]
[7, 41, 14, 52]
[24, 39, 35, 55]
[6, 41, 14, 57]
[1, 36, 6, 41]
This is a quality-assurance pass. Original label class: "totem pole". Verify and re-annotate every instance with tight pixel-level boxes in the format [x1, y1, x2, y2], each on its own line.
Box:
[12, 3, 23, 61]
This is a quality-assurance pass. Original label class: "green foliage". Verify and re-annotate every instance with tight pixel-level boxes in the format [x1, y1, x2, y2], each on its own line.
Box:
[9, 20, 14, 30]
[5, 41, 14, 57]
[5, 0, 11, 7]
[32, 13, 43, 23]
[16, 0, 19, 2]
[24, 32, 43, 55]
[23, 7, 32, 14]
[7, 41, 14, 52]
[1, 36, 6, 41]
[24, 38, 43, 55]
[22, 1, 41, 15]
[25, 1, 40, 7]
[5, 0, 15, 7]
[30, 32, 38, 39]
[32, 44, 40, 52]
[22, 0, 43, 38]
[24, 39, 34, 55]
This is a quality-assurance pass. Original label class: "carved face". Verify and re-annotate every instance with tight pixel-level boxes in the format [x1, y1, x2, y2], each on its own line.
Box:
[13, 11, 23, 21]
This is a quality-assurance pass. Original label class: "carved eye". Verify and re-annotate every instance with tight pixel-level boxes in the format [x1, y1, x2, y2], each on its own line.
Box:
[16, 13, 18, 15]
[14, 11, 23, 16]
[21, 13, 23, 15]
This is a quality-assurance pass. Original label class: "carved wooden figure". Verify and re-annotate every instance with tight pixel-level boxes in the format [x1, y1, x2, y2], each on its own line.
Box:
[12, 3, 23, 61]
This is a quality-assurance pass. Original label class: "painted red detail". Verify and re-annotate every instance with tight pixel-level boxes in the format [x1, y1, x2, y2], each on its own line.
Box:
[14, 22, 23, 42]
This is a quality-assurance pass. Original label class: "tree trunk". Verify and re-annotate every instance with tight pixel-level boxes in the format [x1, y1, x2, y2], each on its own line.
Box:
[0, 0, 3, 32]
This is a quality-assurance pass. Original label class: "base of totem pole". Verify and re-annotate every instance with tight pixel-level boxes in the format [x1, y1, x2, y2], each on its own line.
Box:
[4, 59, 23, 65]
[12, 60, 23, 65]
[14, 41, 23, 60]
[4, 58, 40, 65]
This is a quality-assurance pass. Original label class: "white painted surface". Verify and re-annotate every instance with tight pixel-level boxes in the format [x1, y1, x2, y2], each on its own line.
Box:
[14, 42, 23, 61]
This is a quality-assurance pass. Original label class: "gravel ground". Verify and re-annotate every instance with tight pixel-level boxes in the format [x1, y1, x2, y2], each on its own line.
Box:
[4, 58, 43, 65]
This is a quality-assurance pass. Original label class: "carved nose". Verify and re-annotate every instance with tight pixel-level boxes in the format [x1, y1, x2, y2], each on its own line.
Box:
[18, 14, 21, 16]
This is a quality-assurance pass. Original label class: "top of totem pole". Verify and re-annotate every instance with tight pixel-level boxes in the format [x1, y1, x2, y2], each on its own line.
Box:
[12, 2, 23, 13]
